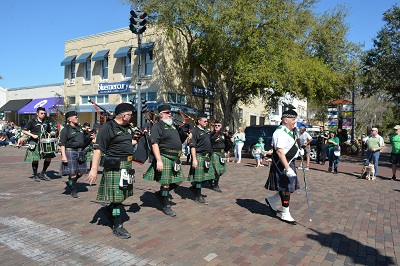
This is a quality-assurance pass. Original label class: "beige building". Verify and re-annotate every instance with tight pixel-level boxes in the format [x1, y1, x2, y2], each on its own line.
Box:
[61, 27, 307, 128]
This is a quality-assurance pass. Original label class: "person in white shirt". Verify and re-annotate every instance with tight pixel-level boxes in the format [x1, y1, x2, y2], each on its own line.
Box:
[264, 109, 300, 225]
[298, 126, 313, 170]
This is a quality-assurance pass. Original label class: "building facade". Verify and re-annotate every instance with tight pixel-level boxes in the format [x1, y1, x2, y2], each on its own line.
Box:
[60, 27, 307, 128]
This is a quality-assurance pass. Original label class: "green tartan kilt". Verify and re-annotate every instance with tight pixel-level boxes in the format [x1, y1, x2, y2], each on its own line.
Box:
[24, 143, 56, 162]
[96, 160, 133, 203]
[211, 152, 226, 175]
[188, 154, 215, 182]
[143, 154, 185, 185]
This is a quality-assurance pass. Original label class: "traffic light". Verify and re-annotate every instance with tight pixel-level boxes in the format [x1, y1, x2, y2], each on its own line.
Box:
[129, 10, 147, 34]
[141, 98, 147, 113]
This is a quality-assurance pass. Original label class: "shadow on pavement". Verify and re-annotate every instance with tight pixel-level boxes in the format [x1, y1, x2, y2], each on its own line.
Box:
[306, 228, 396, 265]
[235, 198, 279, 218]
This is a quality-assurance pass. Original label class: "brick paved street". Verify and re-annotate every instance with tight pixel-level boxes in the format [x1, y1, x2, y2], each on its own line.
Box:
[0, 146, 399, 265]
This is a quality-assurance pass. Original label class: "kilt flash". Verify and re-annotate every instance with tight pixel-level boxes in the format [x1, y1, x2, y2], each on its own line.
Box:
[96, 160, 133, 203]
[143, 153, 185, 184]
[265, 162, 299, 192]
[188, 154, 215, 182]
[211, 152, 226, 175]
[24, 143, 56, 162]
[60, 149, 87, 175]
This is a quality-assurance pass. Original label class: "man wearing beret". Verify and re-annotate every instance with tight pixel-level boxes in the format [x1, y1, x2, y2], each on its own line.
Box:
[265, 109, 300, 225]
[188, 113, 214, 204]
[22, 107, 56, 182]
[87, 103, 137, 239]
[209, 120, 226, 192]
[143, 104, 187, 217]
[59, 111, 92, 198]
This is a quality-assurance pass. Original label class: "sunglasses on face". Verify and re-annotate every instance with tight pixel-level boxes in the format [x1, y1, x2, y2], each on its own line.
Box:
[161, 111, 171, 114]
[215, 125, 222, 127]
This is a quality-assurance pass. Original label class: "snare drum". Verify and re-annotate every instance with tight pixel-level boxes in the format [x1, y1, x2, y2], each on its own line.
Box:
[40, 138, 59, 154]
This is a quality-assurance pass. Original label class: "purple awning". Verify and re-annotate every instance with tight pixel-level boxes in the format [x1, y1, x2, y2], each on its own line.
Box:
[18, 97, 61, 114]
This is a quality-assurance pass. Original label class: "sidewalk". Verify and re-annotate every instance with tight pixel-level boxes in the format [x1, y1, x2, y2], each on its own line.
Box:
[0, 146, 399, 265]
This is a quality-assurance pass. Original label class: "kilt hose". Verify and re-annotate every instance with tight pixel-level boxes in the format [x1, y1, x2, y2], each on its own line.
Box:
[265, 162, 300, 192]
[96, 160, 133, 203]
[188, 154, 215, 182]
[60, 149, 87, 176]
[24, 142, 56, 162]
[211, 152, 226, 175]
[143, 153, 185, 185]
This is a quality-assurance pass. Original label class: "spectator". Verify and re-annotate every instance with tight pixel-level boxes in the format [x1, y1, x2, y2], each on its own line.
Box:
[224, 126, 233, 162]
[257, 137, 272, 166]
[364, 127, 385, 179]
[233, 127, 246, 163]
[390, 125, 400, 181]
[0, 134, 9, 147]
[316, 126, 328, 165]
[252, 143, 263, 168]
[298, 126, 313, 170]
[327, 131, 340, 174]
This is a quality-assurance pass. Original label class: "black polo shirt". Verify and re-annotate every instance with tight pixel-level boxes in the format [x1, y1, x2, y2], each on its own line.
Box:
[190, 126, 212, 153]
[149, 121, 182, 151]
[95, 120, 134, 157]
[59, 125, 86, 149]
[23, 118, 52, 141]
[210, 130, 226, 150]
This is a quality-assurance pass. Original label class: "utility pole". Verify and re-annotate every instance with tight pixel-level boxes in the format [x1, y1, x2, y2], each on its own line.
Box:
[129, 9, 147, 128]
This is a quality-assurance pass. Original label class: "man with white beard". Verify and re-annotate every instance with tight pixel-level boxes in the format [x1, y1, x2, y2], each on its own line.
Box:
[143, 104, 186, 217]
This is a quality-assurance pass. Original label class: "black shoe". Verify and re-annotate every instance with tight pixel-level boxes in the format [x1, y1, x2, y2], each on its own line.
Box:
[333, 169, 338, 174]
[71, 189, 79, 198]
[265, 198, 277, 216]
[328, 168, 332, 173]
[195, 195, 208, 204]
[321, 162, 325, 165]
[392, 176, 397, 181]
[39, 172, 51, 181]
[112, 224, 131, 239]
[33, 174, 40, 182]
[213, 185, 222, 193]
[162, 206, 177, 217]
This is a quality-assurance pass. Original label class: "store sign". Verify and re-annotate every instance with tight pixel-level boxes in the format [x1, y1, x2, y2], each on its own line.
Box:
[98, 81, 130, 94]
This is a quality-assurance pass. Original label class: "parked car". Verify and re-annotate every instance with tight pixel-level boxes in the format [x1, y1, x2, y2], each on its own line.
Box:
[243, 125, 279, 154]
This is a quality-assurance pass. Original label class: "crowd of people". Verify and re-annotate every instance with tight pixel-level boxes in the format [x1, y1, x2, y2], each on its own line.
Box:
[1, 106, 399, 238]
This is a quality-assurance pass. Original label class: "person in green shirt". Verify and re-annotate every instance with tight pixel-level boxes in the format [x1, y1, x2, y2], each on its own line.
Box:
[390, 125, 400, 180]
[327, 131, 340, 174]
[364, 127, 385, 178]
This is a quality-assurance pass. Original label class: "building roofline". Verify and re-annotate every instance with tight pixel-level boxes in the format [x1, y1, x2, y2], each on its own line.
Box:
[7, 83, 64, 91]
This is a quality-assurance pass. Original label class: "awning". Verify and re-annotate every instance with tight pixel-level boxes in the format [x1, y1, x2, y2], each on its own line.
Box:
[92, 49, 110, 61]
[18, 97, 61, 114]
[60, 55, 76, 66]
[114, 46, 132, 58]
[329, 99, 352, 105]
[0, 99, 32, 113]
[75, 52, 93, 63]
[76, 104, 118, 113]
[134, 42, 154, 55]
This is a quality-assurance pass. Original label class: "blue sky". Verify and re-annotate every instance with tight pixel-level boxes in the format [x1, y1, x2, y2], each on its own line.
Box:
[0, 0, 398, 89]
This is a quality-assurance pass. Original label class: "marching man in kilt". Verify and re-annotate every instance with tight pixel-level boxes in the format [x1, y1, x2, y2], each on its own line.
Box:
[188, 114, 214, 204]
[143, 104, 187, 217]
[265, 109, 300, 225]
[87, 103, 136, 239]
[59, 111, 92, 198]
[22, 107, 56, 182]
[209, 120, 227, 192]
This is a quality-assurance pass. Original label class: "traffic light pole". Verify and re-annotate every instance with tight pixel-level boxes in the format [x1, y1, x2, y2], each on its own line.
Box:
[136, 34, 142, 128]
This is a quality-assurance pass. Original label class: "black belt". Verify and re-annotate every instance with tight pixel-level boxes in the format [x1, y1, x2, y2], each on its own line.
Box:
[161, 149, 182, 157]
[197, 152, 211, 157]
[66, 148, 82, 151]
[116, 155, 133, 161]
[213, 149, 225, 153]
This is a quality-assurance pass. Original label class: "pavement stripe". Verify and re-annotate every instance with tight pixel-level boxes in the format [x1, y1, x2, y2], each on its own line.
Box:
[0, 216, 148, 265]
